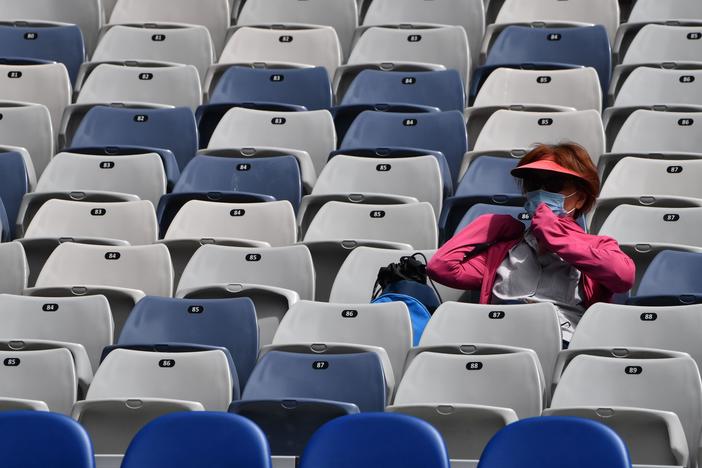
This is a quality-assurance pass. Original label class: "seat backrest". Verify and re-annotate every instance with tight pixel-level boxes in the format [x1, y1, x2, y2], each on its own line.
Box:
[473, 110, 605, 164]
[551, 353, 702, 467]
[165, 200, 297, 246]
[635, 250, 702, 297]
[300, 413, 450, 468]
[473, 67, 602, 112]
[0, 294, 112, 372]
[342, 69, 465, 112]
[599, 205, 702, 248]
[486, 25, 611, 93]
[220, 26, 341, 77]
[0, 102, 53, 176]
[614, 68, 702, 107]
[0, 411, 95, 468]
[119, 296, 259, 387]
[210, 66, 332, 111]
[611, 110, 702, 153]
[243, 350, 387, 412]
[208, 108, 335, 176]
[36, 151, 166, 206]
[455, 204, 532, 234]
[421, 302, 561, 391]
[394, 350, 543, 418]
[0, 61, 70, 133]
[455, 156, 521, 196]
[477, 416, 631, 468]
[628, 0, 702, 22]
[623, 25, 702, 64]
[273, 300, 412, 384]
[601, 157, 702, 199]
[0, 348, 77, 414]
[312, 155, 443, 215]
[237, 0, 357, 57]
[172, 155, 302, 210]
[70, 106, 198, 170]
[25, 199, 158, 245]
[122, 412, 271, 468]
[495, 0, 620, 41]
[340, 110, 467, 185]
[35, 243, 174, 296]
[303, 201, 438, 250]
[177, 244, 314, 299]
[0, 151, 29, 234]
[349, 26, 470, 87]
[0, 243, 28, 294]
[110, 0, 230, 56]
[77, 63, 202, 110]
[93, 24, 214, 80]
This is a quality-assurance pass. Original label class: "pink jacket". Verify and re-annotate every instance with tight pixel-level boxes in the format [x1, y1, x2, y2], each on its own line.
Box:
[428, 204, 636, 306]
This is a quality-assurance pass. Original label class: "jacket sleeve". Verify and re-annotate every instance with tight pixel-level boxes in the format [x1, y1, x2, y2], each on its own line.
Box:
[427, 215, 523, 290]
[530, 204, 636, 293]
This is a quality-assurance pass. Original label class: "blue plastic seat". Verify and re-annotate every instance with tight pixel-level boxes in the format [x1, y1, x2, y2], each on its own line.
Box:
[70, 106, 198, 170]
[627, 250, 702, 306]
[0, 411, 95, 468]
[210, 66, 332, 111]
[342, 70, 465, 112]
[119, 296, 259, 387]
[229, 398, 359, 456]
[439, 156, 524, 241]
[340, 110, 468, 186]
[0, 198, 9, 242]
[122, 412, 271, 468]
[455, 204, 533, 234]
[331, 104, 439, 144]
[0, 150, 29, 239]
[243, 351, 386, 412]
[0, 23, 84, 84]
[475, 25, 611, 98]
[300, 413, 451, 468]
[477, 417, 631, 468]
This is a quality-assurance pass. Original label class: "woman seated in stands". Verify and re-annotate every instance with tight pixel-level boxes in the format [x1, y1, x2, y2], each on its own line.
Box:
[428, 143, 635, 346]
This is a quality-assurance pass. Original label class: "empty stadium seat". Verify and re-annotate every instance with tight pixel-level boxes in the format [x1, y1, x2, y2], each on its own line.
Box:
[121, 412, 270, 468]
[0, 242, 28, 294]
[300, 413, 451, 468]
[341, 69, 465, 112]
[119, 296, 259, 386]
[478, 417, 632, 468]
[92, 24, 215, 81]
[0, 102, 53, 177]
[75, 63, 202, 110]
[109, 0, 230, 56]
[347, 26, 471, 91]
[598, 205, 702, 248]
[340, 110, 467, 185]
[627, 250, 702, 306]
[609, 67, 702, 114]
[244, 349, 387, 412]
[219, 26, 342, 77]
[0, 150, 30, 238]
[236, 0, 357, 58]
[628, 0, 702, 22]
[334, 62, 448, 101]
[207, 66, 332, 110]
[619, 24, 702, 65]
[0, 294, 112, 372]
[0, 411, 95, 468]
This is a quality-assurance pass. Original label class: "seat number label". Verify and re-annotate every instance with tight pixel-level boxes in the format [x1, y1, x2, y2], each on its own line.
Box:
[640, 313, 657, 321]
[663, 214, 680, 222]
[667, 166, 683, 174]
[246, 253, 262, 262]
[538, 118, 553, 126]
[270, 74, 284, 82]
[376, 164, 391, 172]
[7, 71, 22, 79]
[536, 76, 552, 84]
[188, 305, 204, 314]
[159, 359, 175, 368]
[370, 210, 386, 218]
[489, 311, 505, 319]
[407, 34, 422, 42]
[99, 161, 115, 169]
[466, 362, 483, 370]
[237, 163, 251, 171]
[341, 309, 358, 318]
[3, 358, 19, 367]
[139, 73, 154, 80]
[680, 75, 695, 83]
[547, 33, 561, 41]
[152, 34, 166, 42]
[105, 252, 121, 260]
[402, 77, 416, 85]
[91, 208, 107, 216]
[313, 361, 329, 369]
[625, 366, 642, 375]
[24, 32, 38, 40]
[134, 114, 148, 123]
[271, 117, 286, 125]
[279, 35, 293, 43]
[688, 32, 701, 40]
[230, 209, 246, 217]
[679, 118, 694, 126]
[43, 303, 59, 312]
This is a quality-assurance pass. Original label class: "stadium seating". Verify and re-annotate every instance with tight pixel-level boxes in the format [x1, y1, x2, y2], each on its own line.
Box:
[0, 150, 29, 238]
[627, 250, 702, 306]
[453, 203, 533, 234]
[598, 205, 702, 248]
[0, 242, 28, 294]
[0, 101, 53, 177]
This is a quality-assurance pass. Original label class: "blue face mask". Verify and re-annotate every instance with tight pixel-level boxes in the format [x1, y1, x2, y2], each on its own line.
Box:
[525, 190, 576, 217]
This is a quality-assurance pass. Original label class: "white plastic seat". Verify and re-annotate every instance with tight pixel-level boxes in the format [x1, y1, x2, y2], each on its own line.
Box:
[0, 62, 71, 133]
[34, 151, 167, 207]
[272, 300, 412, 384]
[420, 302, 561, 396]
[329, 247, 465, 304]
[76, 63, 202, 110]
[348, 25, 471, 90]
[219, 26, 342, 77]
[622, 24, 702, 65]
[303, 201, 438, 250]
[611, 67, 702, 108]
[0, 294, 113, 372]
[163, 200, 297, 246]
[92, 24, 215, 81]
[0, 242, 28, 295]
[24, 199, 158, 245]
[309, 155, 443, 215]
[237, 0, 357, 58]
[109, 0, 230, 56]
[361, 0, 485, 69]
[86, 348, 233, 410]
[628, 0, 702, 23]
[0, 102, 53, 176]
[208, 107, 336, 176]
[601, 158, 702, 199]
